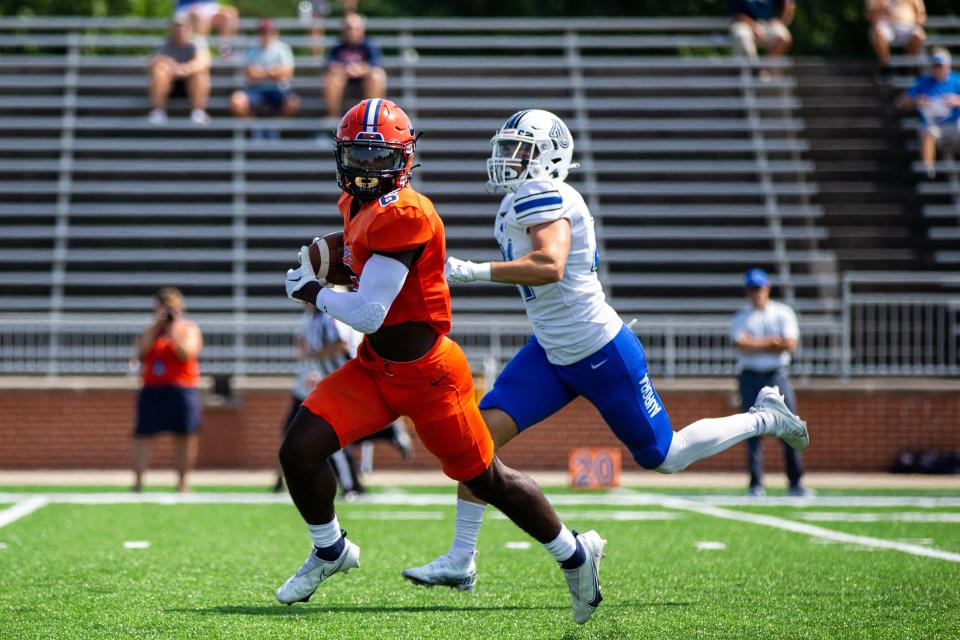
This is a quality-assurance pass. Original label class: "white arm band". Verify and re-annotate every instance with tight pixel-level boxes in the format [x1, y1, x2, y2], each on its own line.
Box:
[315, 253, 409, 334]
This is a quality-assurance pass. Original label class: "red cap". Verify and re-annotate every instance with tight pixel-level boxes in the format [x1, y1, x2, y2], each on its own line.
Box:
[257, 18, 277, 32]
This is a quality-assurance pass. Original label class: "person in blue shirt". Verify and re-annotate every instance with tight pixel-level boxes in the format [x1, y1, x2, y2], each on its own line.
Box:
[899, 48, 960, 178]
[729, 0, 795, 77]
[323, 12, 386, 119]
[230, 19, 300, 120]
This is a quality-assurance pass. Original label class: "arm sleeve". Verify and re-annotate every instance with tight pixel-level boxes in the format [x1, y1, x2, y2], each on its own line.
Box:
[327, 43, 340, 64]
[513, 182, 568, 229]
[280, 42, 295, 70]
[366, 40, 383, 67]
[730, 310, 745, 342]
[365, 205, 433, 252]
[315, 253, 409, 334]
[781, 305, 800, 341]
[907, 77, 924, 99]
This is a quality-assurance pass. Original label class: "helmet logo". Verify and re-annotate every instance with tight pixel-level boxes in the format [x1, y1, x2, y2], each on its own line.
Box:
[549, 119, 570, 148]
[355, 131, 384, 141]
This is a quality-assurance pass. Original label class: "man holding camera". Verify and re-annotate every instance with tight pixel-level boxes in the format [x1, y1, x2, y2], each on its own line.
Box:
[133, 287, 204, 492]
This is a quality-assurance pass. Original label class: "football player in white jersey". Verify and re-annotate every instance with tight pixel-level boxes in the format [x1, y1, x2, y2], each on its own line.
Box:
[401, 109, 809, 591]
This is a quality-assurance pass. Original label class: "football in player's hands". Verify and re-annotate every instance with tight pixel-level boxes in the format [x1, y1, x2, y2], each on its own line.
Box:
[306, 232, 355, 286]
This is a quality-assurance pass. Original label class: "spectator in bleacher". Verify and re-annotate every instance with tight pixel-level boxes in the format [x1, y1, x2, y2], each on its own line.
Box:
[897, 48, 960, 178]
[230, 19, 300, 129]
[299, 0, 357, 58]
[174, 0, 239, 59]
[324, 12, 386, 120]
[133, 288, 204, 493]
[147, 18, 212, 126]
[731, 268, 810, 498]
[728, 0, 795, 79]
[866, 0, 927, 83]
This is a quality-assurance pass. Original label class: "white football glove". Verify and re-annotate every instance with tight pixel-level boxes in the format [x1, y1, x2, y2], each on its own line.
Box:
[285, 244, 322, 302]
[445, 256, 492, 283]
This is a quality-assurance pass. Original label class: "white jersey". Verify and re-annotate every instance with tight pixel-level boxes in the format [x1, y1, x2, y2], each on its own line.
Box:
[730, 300, 799, 372]
[494, 179, 622, 365]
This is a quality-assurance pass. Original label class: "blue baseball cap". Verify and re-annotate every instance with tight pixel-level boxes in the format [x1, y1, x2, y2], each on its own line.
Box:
[744, 268, 769, 288]
[931, 49, 952, 66]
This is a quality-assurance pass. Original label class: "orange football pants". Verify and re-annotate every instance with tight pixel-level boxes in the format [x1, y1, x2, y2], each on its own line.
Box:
[301, 335, 494, 482]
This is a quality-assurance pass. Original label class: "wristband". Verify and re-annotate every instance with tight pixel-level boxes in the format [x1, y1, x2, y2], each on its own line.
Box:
[474, 262, 492, 281]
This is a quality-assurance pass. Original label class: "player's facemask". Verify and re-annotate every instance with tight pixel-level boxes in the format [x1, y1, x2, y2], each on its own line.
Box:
[335, 141, 411, 201]
[487, 137, 541, 191]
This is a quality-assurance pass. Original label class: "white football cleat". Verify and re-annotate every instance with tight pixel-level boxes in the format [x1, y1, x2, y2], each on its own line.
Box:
[275, 535, 360, 605]
[563, 530, 606, 625]
[401, 552, 477, 592]
[751, 386, 809, 451]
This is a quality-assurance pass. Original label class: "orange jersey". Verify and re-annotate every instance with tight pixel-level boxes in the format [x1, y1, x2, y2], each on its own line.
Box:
[141, 334, 200, 388]
[337, 186, 451, 335]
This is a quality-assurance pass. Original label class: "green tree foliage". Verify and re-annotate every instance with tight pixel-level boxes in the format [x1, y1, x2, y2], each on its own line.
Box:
[1, 0, 956, 57]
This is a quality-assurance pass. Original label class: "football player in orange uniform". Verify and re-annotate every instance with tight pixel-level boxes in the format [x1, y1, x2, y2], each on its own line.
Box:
[278, 98, 605, 624]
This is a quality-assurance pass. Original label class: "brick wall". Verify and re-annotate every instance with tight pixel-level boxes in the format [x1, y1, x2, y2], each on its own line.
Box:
[1, 379, 957, 472]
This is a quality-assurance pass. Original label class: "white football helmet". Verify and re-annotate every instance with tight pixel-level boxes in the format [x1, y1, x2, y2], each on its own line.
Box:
[486, 109, 576, 192]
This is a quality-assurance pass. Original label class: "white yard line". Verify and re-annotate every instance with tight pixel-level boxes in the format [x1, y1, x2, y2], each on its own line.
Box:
[799, 512, 960, 523]
[1, 491, 959, 563]
[659, 496, 960, 563]
[0, 497, 48, 528]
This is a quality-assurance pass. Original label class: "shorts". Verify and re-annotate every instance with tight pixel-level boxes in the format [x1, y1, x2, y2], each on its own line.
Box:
[479, 324, 674, 469]
[921, 119, 960, 142]
[135, 385, 202, 436]
[245, 87, 295, 113]
[730, 20, 789, 53]
[875, 20, 921, 48]
[301, 335, 493, 482]
[174, 2, 221, 22]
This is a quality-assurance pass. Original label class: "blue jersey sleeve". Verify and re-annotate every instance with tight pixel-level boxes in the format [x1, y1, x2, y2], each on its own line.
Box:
[365, 39, 383, 68]
[512, 180, 567, 228]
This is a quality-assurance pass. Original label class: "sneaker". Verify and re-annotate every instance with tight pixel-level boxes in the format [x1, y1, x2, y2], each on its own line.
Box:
[190, 109, 211, 126]
[275, 532, 360, 605]
[747, 485, 766, 498]
[925, 164, 937, 180]
[146, 108, 167, 125]
[751, 386, 809, 451]
[562, 530, 606, 625]
[401, 551, 477, 592]
[788, 485, 815, 498]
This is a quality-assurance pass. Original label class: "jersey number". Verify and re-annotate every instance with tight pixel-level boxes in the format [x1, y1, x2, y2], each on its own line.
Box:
[379, 191, 400, 206]
[500, 238, 535, 302]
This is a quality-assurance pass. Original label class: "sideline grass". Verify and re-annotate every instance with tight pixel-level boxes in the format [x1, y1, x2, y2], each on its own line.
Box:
[1, 493, 959, 639]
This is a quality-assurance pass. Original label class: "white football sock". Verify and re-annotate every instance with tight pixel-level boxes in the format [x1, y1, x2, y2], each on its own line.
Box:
[446, 499, 485, 564]
[656, 412, 766, 474]
[542, 524, 578, 563]
[307, 516, 342, 549]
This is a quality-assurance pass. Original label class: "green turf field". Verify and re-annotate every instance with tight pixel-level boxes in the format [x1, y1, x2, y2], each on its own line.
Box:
[1, 488, 959, 639]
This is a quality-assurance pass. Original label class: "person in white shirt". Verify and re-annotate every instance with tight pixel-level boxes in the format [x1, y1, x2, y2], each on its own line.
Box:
[731, 268, 809, 497]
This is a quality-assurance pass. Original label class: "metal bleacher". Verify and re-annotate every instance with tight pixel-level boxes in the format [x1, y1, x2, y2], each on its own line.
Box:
[890, 16, 960, 267]
[0, 16, 839, 374]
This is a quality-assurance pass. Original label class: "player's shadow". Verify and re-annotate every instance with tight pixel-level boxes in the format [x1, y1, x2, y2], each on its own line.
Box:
[170, 600, 691, 617]
[169, 604, 567, 616]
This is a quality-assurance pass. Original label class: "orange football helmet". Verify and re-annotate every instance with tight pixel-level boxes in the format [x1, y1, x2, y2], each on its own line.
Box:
[334, 98, 418, 201]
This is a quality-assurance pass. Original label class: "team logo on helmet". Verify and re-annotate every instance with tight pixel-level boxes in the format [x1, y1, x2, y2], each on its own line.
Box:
[549, 119, 570, 149]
